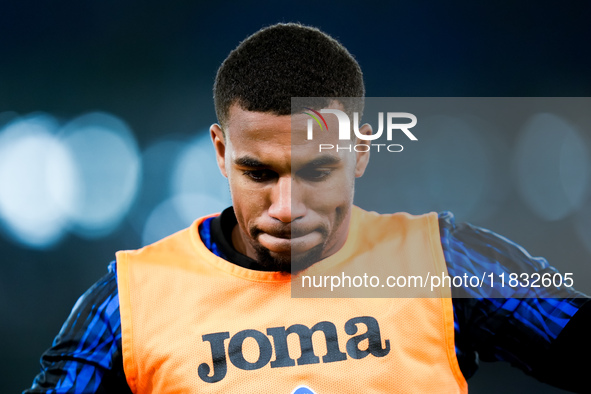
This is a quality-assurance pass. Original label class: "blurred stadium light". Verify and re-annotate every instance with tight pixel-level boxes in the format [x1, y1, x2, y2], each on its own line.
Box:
[140, 132, 231, 246]
[0, 111, 141, 248]
[171, 131, 231, 205]
[58, 112, 141, 238]
[513, 113, 590, 221]
[0, 113, 73, 248]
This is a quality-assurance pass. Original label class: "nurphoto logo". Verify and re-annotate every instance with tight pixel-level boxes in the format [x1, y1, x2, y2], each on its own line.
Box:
[304, 108, 418, 153]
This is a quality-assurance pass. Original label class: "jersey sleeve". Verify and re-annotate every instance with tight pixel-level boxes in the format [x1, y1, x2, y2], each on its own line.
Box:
[24, 262, 131, 394]
[439, 211, 590, 385]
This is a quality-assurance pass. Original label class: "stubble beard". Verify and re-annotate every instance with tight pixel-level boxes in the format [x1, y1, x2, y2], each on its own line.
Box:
[250, 206, 348, 274]
[253, 242, 325, 274]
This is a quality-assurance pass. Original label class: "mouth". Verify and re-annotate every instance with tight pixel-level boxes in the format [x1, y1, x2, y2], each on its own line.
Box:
[257, 230, 323, 254]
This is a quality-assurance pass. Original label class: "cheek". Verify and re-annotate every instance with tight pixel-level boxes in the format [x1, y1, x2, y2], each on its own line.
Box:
[228, 173, 269, 214]
[300, 177, 354, 213]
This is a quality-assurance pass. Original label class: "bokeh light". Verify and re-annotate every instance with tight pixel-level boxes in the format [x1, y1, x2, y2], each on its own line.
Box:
[575, 199, 591, 255]
[128, 138, 186, 236]
[170, 132, 231, 222]
[513, 113, 590, 221]
[415, 115, 498, 219]
[358, 114, 503, 221]
[142, 193, 227, 246]
[140, 131, 232, 245]
[58, 112, 141, 238]
[171, 132, 230, 197]
[0, 114, 74, 248]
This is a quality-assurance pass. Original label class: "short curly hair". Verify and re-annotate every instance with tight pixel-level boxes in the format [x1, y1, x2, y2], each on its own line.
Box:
[213, 23, 365, 128]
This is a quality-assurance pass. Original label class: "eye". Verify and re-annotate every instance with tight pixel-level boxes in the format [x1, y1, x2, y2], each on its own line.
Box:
[243, 170, 277, 182]
[298, 168, 332, 182]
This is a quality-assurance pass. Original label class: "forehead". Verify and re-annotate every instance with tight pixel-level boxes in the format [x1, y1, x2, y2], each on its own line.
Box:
[225, 104, 293, 144]
[224, 104, 347, 167]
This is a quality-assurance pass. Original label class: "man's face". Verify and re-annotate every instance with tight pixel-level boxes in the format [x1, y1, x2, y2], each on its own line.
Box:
[210, 103, 370, 273]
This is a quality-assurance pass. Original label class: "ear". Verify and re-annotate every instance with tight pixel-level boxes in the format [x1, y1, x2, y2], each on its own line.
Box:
[210, 123, 228, 178]
[354, 123, 372, 177]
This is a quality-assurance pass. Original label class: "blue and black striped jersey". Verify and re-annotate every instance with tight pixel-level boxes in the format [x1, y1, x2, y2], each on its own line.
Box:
[24, 211, 590, 393]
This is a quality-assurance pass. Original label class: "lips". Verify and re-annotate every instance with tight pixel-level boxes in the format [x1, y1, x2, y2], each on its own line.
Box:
[257, 230, 323, 254]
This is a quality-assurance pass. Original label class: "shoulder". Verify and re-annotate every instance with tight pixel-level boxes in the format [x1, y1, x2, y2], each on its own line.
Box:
[437, 210, 553, 274]
[65, 261, 120, 334]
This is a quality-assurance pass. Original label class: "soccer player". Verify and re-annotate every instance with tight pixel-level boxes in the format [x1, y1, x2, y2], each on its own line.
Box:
[25, 23, 590, 393]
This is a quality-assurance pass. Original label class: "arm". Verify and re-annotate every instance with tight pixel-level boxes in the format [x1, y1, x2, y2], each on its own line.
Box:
[439, 212, 591, 392]
[24, 262, 131, 394]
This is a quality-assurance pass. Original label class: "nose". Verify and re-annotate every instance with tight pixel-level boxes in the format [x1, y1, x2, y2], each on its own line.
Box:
[268, 175, 305, 223]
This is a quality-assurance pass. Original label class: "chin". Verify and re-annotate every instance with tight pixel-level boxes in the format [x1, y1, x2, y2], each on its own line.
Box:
[254, 244, 324, 274]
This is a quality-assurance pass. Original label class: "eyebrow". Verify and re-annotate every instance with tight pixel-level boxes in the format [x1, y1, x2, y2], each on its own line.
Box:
[302, 155, 342, 167]
[234, 156, 267, 168]
[234, 154, 342, 169]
